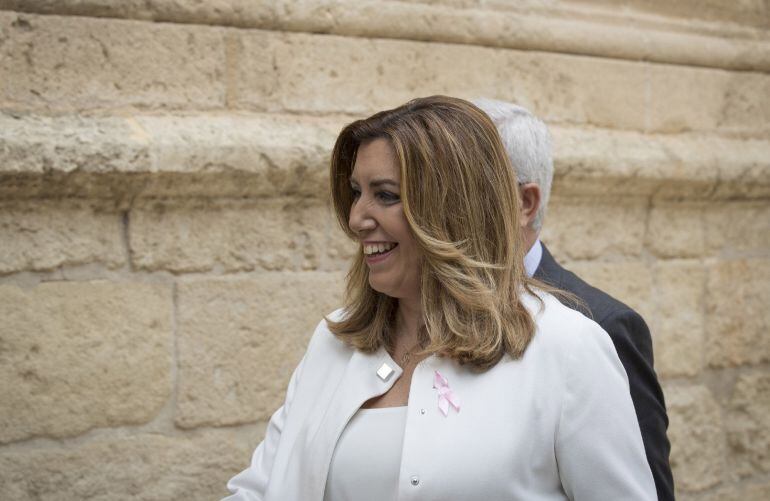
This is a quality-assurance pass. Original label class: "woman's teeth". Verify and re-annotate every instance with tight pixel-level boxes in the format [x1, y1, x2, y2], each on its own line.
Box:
[363, 243, 397, 255]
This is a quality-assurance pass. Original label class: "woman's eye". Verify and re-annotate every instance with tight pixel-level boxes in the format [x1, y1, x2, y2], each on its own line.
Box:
[377, 191, 400, 203]
[350, 187, 361, 199]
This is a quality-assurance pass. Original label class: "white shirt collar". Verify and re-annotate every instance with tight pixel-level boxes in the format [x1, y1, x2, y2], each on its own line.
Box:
[524, 239, 543, 278]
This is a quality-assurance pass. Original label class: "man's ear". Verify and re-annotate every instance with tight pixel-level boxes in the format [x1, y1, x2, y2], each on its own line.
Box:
[519, 183, 541, 228]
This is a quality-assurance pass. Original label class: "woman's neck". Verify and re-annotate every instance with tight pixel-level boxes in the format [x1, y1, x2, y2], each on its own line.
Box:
[396, 296, 423, 346]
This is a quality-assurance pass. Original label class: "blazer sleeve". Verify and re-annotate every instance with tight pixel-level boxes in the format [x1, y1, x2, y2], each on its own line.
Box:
[601, 309, 674, 501]
[222, 354, 307, 501]
[555, 320, 657, 501]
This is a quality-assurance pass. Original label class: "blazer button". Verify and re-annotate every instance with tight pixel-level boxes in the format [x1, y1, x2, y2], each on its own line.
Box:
[420, 408, 426, 415]
[410, 476, 420, 486]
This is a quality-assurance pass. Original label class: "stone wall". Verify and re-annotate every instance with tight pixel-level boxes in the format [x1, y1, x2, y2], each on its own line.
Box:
[0, 1, 768, 499]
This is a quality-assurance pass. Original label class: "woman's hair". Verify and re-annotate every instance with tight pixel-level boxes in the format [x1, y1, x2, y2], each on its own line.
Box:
[328, 95, 541, 371]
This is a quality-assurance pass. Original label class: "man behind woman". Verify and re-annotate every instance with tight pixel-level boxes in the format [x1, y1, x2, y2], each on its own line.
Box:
[224, 96, 658, 500]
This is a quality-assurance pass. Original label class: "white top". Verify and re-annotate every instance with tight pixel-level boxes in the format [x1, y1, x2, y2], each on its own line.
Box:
[323, 406, 408, 501]
[524, 238, 543, 278]
[225, 293, 656, 501]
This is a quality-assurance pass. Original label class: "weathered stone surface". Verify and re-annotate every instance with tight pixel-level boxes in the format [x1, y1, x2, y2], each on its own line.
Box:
[130, 199, 338, 273]
[646, 203, 705, 258]
[606, 0, 769, 28]
[175, 272, 344, 428]
[686, 481, 770, 501]
[718, 72, 770, 136]
[666, 384, 726, 492]
[0, 12, 225, 110]
[645, 65, 728, 134]
[0, 281, 172, 443]
[0, 201, 124, 274]
[0, 112, 340, 199]
[704, 202, 770, 256]
[540, 197, 647, 261]
[651, 261, 705, 378]
[0, 430, 252, 500]
[3, 112, 769, 199]
[726, 372, 770, 478]
[550, 127, 770, 200]
[233, 29, 770, 134]
[706, 259, 770, 368]
[3, 1, 768, 71]
[557, 260, 654, 321]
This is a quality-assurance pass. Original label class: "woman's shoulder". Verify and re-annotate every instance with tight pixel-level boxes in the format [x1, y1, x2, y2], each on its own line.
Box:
[524, 288, 615, 356]
[303, 308, 353, 357]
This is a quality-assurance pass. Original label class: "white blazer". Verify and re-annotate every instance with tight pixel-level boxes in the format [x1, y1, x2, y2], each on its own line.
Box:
[224, 292, 656, 500]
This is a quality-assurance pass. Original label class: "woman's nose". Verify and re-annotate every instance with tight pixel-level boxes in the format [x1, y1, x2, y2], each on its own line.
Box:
[349, 200, 376, 234]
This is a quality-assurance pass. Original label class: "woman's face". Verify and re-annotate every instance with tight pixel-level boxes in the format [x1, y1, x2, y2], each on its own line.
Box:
[348, 138, 421, 302]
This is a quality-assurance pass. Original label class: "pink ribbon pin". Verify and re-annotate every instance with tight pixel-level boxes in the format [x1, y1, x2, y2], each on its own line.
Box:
[433, 370, 461, 416]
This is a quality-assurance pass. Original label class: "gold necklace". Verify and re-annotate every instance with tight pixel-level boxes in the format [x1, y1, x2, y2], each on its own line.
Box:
[398, 339, 424, 365]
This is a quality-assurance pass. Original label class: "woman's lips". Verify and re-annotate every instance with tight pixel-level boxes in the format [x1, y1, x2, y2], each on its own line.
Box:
[364, 244, 397, 265]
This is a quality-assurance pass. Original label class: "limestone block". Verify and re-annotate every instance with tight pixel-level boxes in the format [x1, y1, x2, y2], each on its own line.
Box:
[647, 66, 770, 135]
[688, 481, 770, 501]
[327, 229, 358, 271]
[645, 65, 727, 134]
[0, 112, 340, 199]
[0, 12, 225, 110]
[4, 0, 768, 72]
[235, 30, 512, 115]
[646, 203, 705, 259]
[558, 260, 654, 322]
[231, 23, 770, 132]
[651, 261, 705, 378]
[665, 384, 726, 492]
[705, 259, 770, 368]
[550, 127, 770, 200]
[175, 272, 345, 428]
[726, 372, 770, 478]
[3, 112, 769, 200]
[130, 199, 336, 273]
[540, 197, 647, 261]
[0, 430, 252, 500]
[236, 30, 663, 132]
[704, 202, 770, 256]
[0, 201, 124, 274]
[0, 281, 172, 443]
[719, 72, 770, 135]
[592, 0, 770, 29]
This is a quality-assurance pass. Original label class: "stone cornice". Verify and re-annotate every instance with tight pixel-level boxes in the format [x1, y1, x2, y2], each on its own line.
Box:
[1, 0, 768, 72]
[2, 112, 768, 202]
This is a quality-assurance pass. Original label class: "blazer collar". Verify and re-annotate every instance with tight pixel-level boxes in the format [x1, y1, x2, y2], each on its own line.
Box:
[299, 346, 403, 499]
[533, 243, 566, 288]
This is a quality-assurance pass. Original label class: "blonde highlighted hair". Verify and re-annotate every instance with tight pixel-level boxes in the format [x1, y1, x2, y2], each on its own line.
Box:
[328, 96, 541, 370]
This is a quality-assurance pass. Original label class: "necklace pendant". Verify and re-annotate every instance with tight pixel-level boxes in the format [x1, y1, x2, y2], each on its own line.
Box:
[401, 352, 410, 365]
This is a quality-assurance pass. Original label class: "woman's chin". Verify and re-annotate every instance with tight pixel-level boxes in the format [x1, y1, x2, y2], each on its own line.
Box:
[368, 278, 392, 297]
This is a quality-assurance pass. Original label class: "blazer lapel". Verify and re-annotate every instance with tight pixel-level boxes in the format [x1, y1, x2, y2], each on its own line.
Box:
[298, 346, 403, 500]
[534, 243, 566, 288]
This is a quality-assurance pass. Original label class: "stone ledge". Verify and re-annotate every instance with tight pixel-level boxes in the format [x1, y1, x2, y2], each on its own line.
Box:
[3, 13, 768, 135]
[1, 112, 768, 201]
[1, 1, 768, 72]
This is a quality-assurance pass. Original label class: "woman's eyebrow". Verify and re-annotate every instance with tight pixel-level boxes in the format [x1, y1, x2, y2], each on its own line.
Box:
[370, 179, 399, 188]
[348, 177, 400, 188]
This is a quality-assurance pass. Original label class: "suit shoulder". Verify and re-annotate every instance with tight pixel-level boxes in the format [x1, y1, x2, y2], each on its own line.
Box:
[556, 267, 640, 325]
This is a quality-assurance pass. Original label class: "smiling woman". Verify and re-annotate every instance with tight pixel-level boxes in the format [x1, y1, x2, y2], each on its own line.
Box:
[347, 138, 421, 304]
[328, 97, 533, 371]
[224, 96, 657, 501]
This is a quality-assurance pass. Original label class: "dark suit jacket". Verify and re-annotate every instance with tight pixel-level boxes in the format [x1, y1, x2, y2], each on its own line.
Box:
[535, 243, 674, 501]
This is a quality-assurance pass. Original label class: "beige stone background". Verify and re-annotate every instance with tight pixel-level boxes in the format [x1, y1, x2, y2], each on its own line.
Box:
[0, 1, 768, 499]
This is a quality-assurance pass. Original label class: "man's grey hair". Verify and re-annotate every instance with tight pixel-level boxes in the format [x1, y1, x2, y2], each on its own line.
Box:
[472, 98, 553, 232]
